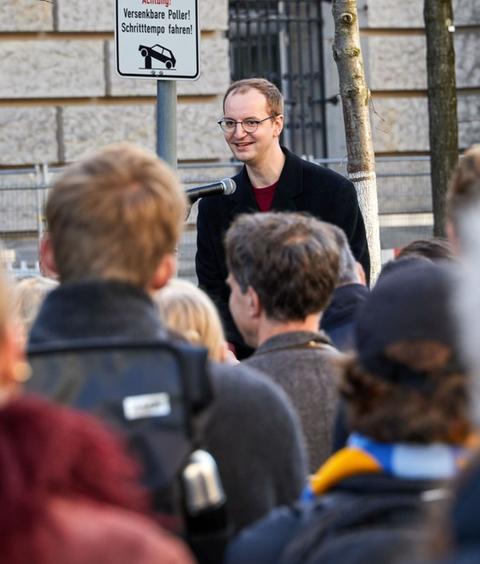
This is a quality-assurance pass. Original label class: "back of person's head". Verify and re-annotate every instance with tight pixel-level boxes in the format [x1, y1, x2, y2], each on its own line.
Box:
[342, 261, 469, 445]
[13, 276, 58, 334]
[447, 145, 480, 240]
[154, 278, 228, 362]
[45, 142, 186, 287]
[225, 212, 340, 322]
[0, 396, 194, 564]
[328, 224, 361, 286]
[223, 78, 284, 115]
[396, 238, 455, 262]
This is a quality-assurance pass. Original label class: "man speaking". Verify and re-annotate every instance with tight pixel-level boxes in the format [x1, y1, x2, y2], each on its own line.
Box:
[196, 78, 369, 358]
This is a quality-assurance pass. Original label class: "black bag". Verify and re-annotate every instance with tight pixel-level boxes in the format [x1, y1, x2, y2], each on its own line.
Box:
[26, 337, 212, 512]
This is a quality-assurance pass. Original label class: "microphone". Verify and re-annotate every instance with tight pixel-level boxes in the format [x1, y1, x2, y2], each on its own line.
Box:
[185, 178, 236, 203]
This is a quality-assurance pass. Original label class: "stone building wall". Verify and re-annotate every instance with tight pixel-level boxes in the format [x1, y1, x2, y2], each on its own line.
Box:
[0, 0, 231, 167]
[360, 0, 480, 155]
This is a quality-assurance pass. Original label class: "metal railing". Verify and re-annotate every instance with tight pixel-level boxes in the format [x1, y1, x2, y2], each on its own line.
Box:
[1, 157, 432, 279]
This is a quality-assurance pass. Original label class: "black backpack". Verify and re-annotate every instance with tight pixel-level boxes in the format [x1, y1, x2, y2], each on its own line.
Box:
[26, 337, 212, 512]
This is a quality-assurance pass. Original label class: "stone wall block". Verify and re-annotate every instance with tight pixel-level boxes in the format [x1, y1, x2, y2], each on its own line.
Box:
[0, 41, 105, 99]
[177, 101, 231, 160]
[359, 0, 479, 29]
[61, 105, 156, 162]
[371, 94, 480, 153]
[178, 37, 230, 95]
[0, 0, 53, 31]
[199, 0, 228, 31]
[358, 0, 423, 29]
[61, 101, 230, 162]
[367, 36, 426, 90]
[366, 32, 479, 91]
[108, 37, 229, 96]
[455, 32, 480, 88]
[56, 0, 113, 31]
[458, 95, 480, 149]
[453, 0, 480, 26]
[370, 97, 429, 153]
[0, 107, 58, 165]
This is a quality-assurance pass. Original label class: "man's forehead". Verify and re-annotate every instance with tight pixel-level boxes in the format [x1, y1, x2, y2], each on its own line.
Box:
[224, 88, 269, 114]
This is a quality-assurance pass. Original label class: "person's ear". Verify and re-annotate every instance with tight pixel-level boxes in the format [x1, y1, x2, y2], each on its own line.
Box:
[355, 261, 367, 286]
[150, 253, 176, 291]
[39, 233, 58, 279]
[273, 114, 284, 137]
[247, 286, 262, 318]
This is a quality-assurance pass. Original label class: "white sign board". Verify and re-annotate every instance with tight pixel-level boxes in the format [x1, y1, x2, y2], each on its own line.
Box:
[115, 0, 200, 80]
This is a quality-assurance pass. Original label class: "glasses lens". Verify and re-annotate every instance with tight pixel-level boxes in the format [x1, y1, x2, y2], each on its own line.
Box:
[219, 119, 235, 132]
[242, 119, 258, 133]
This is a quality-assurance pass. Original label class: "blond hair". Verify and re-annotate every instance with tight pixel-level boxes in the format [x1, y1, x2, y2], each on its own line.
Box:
[13, 276, 58, 333]
[46, 143, 186, 287]
[154, 279, 226, 362]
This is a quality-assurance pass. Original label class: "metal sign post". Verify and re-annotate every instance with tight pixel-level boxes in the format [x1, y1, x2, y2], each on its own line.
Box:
[115, 0, 200, 167]
[156, 81, 177, 167]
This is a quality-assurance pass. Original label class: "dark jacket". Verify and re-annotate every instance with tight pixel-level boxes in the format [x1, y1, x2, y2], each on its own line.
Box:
[242, 331, 341, 473]
[226, 473, 446, 564]
[321, 283, 370, 351]
[27, 280, 308, 532]
[196, 148, 370, 356]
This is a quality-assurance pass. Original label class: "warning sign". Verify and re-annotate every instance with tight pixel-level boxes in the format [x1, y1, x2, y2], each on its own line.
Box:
[115, 0, 200, 80]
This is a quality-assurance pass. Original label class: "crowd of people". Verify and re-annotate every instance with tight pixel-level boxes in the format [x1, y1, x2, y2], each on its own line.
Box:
[1, 77, 480, 563]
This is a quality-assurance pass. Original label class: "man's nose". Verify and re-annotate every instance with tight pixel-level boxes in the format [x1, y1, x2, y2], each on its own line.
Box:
[232, 122, 247, 137]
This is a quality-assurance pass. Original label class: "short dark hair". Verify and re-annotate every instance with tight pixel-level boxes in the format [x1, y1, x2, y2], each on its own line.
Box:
[396, 238, 454, 262]
[225, 212, 340, 321]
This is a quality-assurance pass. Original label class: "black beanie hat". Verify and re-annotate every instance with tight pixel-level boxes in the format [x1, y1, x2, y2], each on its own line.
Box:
[354, 260, 460, 387]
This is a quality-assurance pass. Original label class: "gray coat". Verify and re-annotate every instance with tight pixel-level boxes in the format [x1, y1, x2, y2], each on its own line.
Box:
[242, 331, 342, 473]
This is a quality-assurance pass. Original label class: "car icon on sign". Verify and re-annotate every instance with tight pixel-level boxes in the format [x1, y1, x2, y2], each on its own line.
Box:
[139, 44, 176, 69]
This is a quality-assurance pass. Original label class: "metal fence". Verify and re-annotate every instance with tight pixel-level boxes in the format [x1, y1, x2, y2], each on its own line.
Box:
[0, 158, 432, 279]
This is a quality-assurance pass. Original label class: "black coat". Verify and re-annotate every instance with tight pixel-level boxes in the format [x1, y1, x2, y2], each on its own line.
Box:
[321, 283, 370, 351]
[196, 147, 370, 354]
[226, 473, 446, 564]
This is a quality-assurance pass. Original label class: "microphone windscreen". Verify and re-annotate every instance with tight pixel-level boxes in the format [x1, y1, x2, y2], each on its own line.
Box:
[222, 178, 236, 195]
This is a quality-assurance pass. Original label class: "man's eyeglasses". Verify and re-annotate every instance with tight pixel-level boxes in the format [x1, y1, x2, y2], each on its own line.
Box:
[217, 115, 277, 134]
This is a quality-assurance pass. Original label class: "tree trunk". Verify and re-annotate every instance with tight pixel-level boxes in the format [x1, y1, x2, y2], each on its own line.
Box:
[424, 0, 458, 237]
[331, 0, 381, 282]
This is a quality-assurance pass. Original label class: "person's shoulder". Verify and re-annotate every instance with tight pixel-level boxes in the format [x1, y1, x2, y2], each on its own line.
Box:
[210, 361, 287, 399]
[208, 361, 304, 421]
[285, 149, 354, 193]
